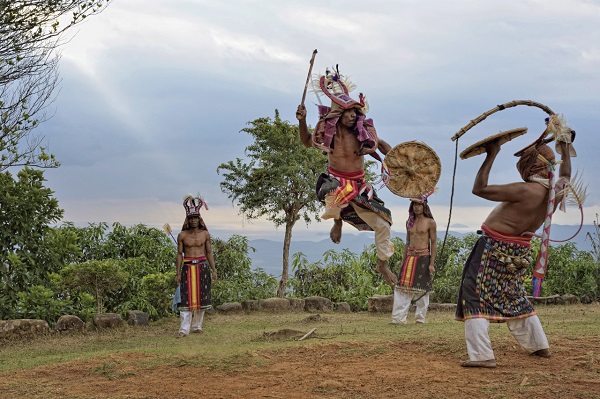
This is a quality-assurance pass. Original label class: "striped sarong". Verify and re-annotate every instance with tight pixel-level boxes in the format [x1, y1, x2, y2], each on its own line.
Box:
[177, 256, 212, 311]
[397, 247, 432, 295]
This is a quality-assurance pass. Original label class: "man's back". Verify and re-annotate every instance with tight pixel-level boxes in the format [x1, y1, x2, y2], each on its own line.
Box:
[483, 181, 549, 235]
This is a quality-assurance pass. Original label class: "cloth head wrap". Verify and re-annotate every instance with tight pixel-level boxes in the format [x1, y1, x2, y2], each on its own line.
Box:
[406, 189, 435, 228]
[516, 144, 555, 181]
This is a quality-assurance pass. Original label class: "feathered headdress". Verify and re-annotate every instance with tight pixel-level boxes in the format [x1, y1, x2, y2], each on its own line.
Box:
[183, 193, 208, 217]
[309, 65, 368, 115]
[308, 65, 377, 154]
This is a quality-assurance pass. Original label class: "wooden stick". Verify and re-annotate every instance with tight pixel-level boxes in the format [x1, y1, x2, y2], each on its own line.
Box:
[451, 99, 555, 141]
[301, 49, 318, 106]
[298, 328, 317, 341]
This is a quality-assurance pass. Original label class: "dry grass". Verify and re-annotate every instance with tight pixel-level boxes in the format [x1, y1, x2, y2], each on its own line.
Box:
[1, 303, 598, 372]
[0, 303, 599, 399]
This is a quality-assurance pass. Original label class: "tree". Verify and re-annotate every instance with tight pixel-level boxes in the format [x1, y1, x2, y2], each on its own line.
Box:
[210, 234, 277, 305]
[1, 0, 113, 170]
[60, 259, 129, 313]
[0, 167, 63, 318]
[217, 110, 328, 297]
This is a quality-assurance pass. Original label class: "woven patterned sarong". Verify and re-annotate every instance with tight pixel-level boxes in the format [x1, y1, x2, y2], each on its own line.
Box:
[177, 256, 212, 311]
[455, 228, 534, 322]
[316, 168, 392, 231]
[397, 248, 432, 295]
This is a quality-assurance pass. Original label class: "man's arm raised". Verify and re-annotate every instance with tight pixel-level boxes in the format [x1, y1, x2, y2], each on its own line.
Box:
[472, 141, 529, 203]
[557, 141, 572, 180]
[296, 104, 312, 148]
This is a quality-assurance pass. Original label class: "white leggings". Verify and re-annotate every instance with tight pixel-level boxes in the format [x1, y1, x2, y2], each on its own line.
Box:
[392, 289, 430, 324]
[179, 310, 206, 335]
[349, 202, 393, 260]
[465, 316, 549, 361]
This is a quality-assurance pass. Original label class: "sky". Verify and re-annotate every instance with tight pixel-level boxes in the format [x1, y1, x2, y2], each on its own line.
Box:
[39, 0, 600, 242]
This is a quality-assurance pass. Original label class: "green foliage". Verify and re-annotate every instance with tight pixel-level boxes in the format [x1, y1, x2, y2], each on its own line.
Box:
[585, 213, 600, 263]
[52, 222, 111, 261]
[217, 110, 327, 227]
[15, 285, 70, 327]
[103, 223, 176, 272]
[60, 260, 129, 313]
[0, 168, 63, 318]
[72, 292, 96, 323]
[217, 110, 328, 297]
[543, 242, 599, 300]
[211, 235, 277, 305]
[430, 234, 478, 303]
[290, 238, 404, 311]
[140, 271, 177, 318]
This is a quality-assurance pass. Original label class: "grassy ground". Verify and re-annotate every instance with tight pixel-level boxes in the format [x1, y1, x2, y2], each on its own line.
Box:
[0, 303, 599, 399]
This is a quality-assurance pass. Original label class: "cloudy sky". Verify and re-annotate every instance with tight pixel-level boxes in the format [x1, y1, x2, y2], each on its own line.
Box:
[41, 0, 600, 242]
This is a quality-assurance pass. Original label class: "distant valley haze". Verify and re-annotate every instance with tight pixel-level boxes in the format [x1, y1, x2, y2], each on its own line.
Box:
[245, 224, 597, 278]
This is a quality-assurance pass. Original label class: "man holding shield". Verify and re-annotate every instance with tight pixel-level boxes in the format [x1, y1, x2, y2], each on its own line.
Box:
[456, 116, 574, 367]
[295, 67, 397, 286]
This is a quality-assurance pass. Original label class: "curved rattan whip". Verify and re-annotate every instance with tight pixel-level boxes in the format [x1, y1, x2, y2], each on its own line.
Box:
[451, 99, 555, 142]
[436, 100, 555, 274]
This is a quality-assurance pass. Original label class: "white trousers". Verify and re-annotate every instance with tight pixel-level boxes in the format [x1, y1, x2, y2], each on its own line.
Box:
[349, 202, 393, 260]
[465, 316, 550, 361]
[391, 288, 430, 324]
[179, 310, 205, 335]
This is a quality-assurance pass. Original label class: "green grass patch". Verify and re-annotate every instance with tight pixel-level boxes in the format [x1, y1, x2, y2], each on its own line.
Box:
[0, 303, 598, 374]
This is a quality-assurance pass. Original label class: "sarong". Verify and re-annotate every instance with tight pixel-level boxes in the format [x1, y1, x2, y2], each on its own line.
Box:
[316, 168, 392, 231]
[397, 248, 432, 295]
[455, 226, 534, 322]
[177, 256, 212, 311]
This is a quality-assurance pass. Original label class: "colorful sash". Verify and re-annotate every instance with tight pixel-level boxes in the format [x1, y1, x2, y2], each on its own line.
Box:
[177, 256, 212, 311]
[315, 167, 392, 231]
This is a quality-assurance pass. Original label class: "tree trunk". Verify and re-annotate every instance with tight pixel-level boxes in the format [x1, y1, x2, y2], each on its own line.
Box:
[277, 220, 295, 298]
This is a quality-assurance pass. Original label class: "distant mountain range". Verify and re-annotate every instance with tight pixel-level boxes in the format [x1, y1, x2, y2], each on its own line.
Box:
[248, 224, 597, 277]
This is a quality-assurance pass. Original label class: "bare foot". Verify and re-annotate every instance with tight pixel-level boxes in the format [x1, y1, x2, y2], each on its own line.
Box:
[460, 359, 497, 368]
[330, 219, 342, 244]
[376, 259, 398, 286]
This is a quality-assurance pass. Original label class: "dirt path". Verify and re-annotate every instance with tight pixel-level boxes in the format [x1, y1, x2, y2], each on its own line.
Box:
[1, 336, 599, 399]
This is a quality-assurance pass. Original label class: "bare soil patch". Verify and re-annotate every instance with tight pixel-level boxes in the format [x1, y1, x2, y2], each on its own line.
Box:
[1, 334, 599, 399]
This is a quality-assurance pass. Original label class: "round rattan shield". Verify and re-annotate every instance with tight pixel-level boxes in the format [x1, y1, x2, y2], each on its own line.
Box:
[460, 127, 528, 160]
[384, 141, 441, 198]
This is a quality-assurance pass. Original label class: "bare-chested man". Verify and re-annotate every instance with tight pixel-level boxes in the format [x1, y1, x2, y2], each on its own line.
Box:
[176, 195, 217, 338]
[456, 116, 574, 368]
[391, 197, 437, 324]
[296, 102, 397, 286]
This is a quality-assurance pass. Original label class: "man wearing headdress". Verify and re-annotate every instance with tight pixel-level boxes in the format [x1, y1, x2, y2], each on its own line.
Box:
[391, 194, 437, 324]
[295, 68, 397, 286]
[456, 117, 574, 367]
[175, 195, 217, 338]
